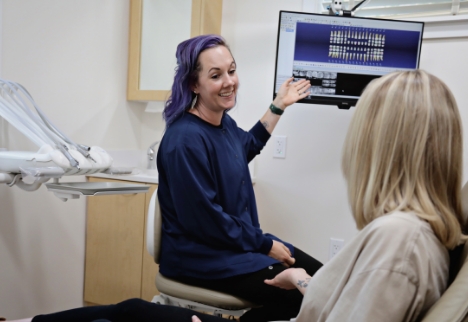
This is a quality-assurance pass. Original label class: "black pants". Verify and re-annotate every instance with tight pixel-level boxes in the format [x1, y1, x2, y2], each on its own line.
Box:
[32, 298, 224, 322]
[32, 248, 322, 322]
[176, 247, 323, 322]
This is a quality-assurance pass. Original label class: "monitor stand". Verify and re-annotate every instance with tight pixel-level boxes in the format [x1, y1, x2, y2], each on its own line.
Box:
[337, 103, 353, 110]
[328, 0, 369, 17]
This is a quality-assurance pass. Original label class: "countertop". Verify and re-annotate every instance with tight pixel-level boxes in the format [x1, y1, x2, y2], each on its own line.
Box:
[86, 150, 159, 184]
[87, 169, 158, 184]
[85, 149, 255, 185]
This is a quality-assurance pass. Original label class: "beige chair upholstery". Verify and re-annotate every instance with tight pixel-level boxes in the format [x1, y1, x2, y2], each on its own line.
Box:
[421, 242, 468, 322]
[146, 189, 257, 316]
[155, 273, 255, 310]
[421, 182, 468, 321]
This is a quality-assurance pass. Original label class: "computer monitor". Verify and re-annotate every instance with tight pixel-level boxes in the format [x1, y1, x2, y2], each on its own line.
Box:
[273, 11, 424, 109]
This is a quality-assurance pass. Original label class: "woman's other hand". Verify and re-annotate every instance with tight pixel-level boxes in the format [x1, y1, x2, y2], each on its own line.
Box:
[192, 315, 202, 322]
[268, 240, 296, 267]
[264, 268, 311, 295]
[273, 77, 311, 110]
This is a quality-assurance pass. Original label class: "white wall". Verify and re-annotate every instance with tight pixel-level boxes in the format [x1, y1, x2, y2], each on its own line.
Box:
[1, 0, 467, 319]
[221, 0, 468, 263]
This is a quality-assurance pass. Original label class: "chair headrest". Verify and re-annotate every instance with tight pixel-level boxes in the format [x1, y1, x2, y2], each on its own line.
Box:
[461, 182, 468, 225]
[421, 241, 468, 321]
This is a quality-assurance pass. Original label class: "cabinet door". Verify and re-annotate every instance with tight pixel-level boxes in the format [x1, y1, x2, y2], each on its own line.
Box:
[141, 184, 160, 301]
[84, 177, 146, 305]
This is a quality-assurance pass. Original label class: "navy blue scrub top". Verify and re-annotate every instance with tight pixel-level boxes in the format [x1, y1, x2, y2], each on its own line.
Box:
[157, 112, 294, 279]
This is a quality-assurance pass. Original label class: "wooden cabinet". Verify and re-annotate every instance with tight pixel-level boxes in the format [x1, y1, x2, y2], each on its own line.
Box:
[84, 177, 159, 305]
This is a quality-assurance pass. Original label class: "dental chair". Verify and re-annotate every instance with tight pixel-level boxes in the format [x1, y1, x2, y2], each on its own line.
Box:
[421, 240, 468, 322]
[146, 185, 468, 320]
[421, 182, 468, 322]
[146, 189, 257, 318]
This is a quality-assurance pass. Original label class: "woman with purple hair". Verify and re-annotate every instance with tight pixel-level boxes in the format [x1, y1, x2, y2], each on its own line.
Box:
[6, 34, 321, 322]
[154, 34, 322, 322]
[3, 35, 322, 322]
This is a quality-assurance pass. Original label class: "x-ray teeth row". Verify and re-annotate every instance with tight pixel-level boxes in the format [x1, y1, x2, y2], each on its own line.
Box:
[292, 70, 338, 79]
[329, 47, 384, 61]
[330, 30, 385, 47]
[310, 86, 335, 95]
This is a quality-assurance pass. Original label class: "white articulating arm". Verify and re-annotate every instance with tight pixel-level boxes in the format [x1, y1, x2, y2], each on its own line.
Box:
[0, 78, 148, 200]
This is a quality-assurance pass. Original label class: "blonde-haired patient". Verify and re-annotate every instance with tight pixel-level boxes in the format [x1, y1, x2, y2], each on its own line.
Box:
[267, 69, 467, 322]
[6, 70, 466, 322]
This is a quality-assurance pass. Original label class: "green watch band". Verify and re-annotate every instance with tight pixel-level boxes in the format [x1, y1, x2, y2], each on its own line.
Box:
[269, 103, 284, 116]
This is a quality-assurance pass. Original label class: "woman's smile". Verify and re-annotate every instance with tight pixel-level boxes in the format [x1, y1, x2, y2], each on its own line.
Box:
[192, 46, 239, 118]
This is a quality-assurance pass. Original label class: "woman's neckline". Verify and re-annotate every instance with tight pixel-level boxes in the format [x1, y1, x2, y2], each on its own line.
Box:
[186, 111, 224, 129]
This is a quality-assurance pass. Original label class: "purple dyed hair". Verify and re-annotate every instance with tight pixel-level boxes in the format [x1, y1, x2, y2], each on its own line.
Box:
[163, 34, 229, 125]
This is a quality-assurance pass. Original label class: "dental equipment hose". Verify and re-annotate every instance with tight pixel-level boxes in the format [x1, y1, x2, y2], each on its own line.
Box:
[0, 79, 88, 169]
[0, 81, 80, 168]
[13, 82, 95, 161]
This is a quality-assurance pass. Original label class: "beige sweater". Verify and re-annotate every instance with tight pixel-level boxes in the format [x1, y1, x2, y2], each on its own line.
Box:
[291, 212, 449, 322]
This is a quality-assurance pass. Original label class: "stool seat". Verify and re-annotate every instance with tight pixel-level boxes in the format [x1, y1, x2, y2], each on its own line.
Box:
[147, 189, 258, 316]
[156, 273, 256, 310]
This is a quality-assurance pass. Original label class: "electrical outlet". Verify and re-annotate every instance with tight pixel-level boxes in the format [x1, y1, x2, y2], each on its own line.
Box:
[329, 238, 344, 260]
[273, 135, 287, 158]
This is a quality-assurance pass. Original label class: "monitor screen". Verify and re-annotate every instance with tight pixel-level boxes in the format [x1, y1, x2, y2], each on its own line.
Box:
[273, 11, 424, 108]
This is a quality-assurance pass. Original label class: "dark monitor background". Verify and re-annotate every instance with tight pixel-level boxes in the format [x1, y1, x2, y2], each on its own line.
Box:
[273, 11, 424, 109]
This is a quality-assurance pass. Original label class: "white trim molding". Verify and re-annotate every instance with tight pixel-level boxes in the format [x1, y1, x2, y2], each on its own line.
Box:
[303, 0, 468, 39]
[410, 15, 468, 39]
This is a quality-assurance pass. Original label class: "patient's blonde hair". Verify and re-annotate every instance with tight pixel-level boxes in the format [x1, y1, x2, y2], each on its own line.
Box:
[342, 70, 466, 249]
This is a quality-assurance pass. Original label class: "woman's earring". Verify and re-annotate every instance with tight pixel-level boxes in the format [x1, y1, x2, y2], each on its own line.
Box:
[191, 93, 198, 109]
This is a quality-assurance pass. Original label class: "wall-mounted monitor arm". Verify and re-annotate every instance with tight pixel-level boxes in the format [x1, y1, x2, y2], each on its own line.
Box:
[328, 0, 371, 17]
